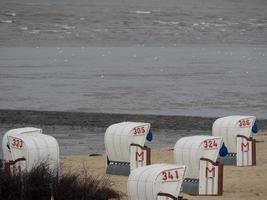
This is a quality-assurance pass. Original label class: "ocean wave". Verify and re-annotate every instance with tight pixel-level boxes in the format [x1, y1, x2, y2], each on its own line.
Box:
[154, 20, 179, 25]
[5, 12, 16, 17]
[135, 10, 151, 14]
[53, 23, 76, 30]
[19, 26, 28, 31]
[28, 30, 40, 34]
[44, 29, 61, 33]
[0, 19, 13, 23]
[93, 28, 109, 32]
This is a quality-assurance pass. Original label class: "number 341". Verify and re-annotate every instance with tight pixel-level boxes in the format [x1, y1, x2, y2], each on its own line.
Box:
[162, 170, 179, 182]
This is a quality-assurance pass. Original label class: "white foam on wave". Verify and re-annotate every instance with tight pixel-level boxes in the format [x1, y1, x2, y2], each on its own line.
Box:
[45, 30, 61, 33]
[135, 11, 151, 14]
[154, 20, 179, 25]
[247, 23, 267, 27]
[62, 25, 76, 30]
[213, 23, 225, 27]
[29, 30, 40, 34]
[5, 12, 16, 17]
[0, 19, 13, 23]
[54, 23, 76, 30]
[19, 26, 28, 31]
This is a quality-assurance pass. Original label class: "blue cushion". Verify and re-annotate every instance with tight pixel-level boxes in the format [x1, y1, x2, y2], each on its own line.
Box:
[219, 142, 228, 157]
[146, 130, 153, 142]
[252, 122, 258, 134]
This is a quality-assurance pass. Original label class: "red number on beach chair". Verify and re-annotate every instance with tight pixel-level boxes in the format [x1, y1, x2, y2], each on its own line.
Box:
[11, 138, 23, 149]
[203, 139, 218, 149]
[133, 127, 145, 135]
[238, 119, 250, 128]
[162, 170, 180, 182]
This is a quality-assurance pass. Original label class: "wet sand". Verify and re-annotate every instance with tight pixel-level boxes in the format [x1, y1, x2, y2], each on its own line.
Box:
[1, 109, 267, 130]
[61, 131, 267, 200]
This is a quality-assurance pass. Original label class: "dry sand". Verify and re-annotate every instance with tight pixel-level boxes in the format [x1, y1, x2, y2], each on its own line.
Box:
[61, 131, 267, 200]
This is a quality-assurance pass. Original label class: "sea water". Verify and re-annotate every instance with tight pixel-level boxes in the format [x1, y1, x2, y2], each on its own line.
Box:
[0, 0, 266, 118]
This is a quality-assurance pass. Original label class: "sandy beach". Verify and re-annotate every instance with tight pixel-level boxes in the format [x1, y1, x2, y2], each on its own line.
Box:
[1, 0, 266, 199]
[61, 130, 267, 200]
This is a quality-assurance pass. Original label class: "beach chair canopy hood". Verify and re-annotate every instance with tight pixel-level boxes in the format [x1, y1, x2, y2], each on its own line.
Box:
[174, 135, 223, 179]
[2, 127, 59, 172]
[128, 164, 187, 200]
[105, 122, 151, 163]
[212, 116, 256, 153]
